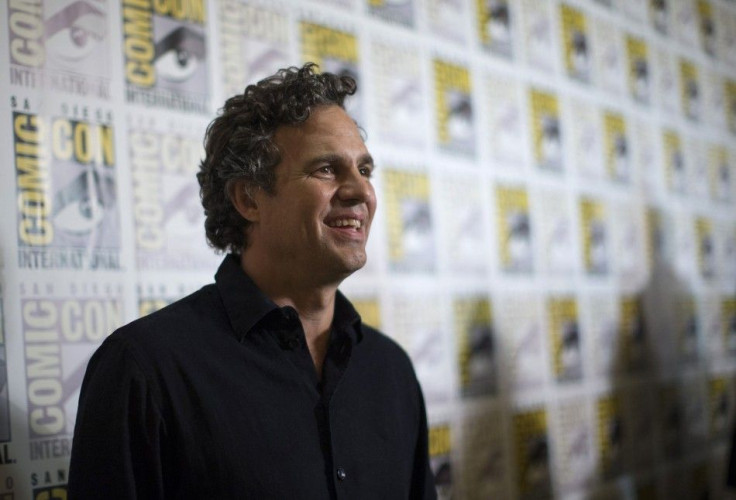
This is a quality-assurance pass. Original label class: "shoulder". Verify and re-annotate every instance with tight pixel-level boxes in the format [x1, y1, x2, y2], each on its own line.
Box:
[354, 324, 419, 386]
[129, 284, 222, 330]
[117, 284, 222, 340]
[347, 325, 428, 432]
[359, 324, 411, 362]
[100, 284, 227, 366]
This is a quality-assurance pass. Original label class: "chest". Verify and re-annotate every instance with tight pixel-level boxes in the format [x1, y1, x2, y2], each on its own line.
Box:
[153, 340, 416, 499]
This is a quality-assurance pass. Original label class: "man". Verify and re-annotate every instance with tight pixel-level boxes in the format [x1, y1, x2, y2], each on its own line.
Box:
[68, 64, 436, 499]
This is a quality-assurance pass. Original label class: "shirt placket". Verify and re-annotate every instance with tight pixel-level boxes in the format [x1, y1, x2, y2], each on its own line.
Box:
[266, 306, 356, 499]
[322, 329, 353, 499]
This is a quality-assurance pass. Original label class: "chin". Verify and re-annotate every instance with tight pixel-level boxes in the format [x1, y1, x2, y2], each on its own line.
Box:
[339, 253, 368, 275]
[318, 252, 368, 283]
[345, 256, 368, 274]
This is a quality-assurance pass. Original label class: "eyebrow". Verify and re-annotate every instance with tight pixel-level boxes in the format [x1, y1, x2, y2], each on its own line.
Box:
[155, 26, 206, 60]
[306, 153, 375, 169]
[45, 1, 105, 38]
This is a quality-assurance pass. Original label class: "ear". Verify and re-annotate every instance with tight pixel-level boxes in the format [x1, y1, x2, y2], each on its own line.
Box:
[228, 179, 260, 222]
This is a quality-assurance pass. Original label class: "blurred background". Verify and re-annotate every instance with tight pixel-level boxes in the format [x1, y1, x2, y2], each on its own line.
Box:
[1, 0, 736, 497]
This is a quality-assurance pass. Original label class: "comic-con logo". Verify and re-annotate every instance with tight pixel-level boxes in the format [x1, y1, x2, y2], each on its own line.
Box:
[129, 126, 215, 270]
[8, 0, 108, 68]
[32, 468, 69, 499]
[23, 293, 122, 459]
[15, 111, 115, 246]
[300, 22, 361, 122]
[122, 0, 207, 90]
[14, 107, 120, 269]
[9, 0, 111, 97]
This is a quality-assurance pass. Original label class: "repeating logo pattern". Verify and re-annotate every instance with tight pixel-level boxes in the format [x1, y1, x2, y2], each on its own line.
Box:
[1, 0, 735, 497]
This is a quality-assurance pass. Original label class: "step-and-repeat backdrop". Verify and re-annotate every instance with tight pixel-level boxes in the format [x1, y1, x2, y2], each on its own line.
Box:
[1, 0, 736, 498]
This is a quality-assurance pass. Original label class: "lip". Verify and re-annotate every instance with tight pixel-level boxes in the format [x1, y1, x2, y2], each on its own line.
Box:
[324, 212, 366, 227]
[325, 224, 367, 244]
[323, 212, 369, 239]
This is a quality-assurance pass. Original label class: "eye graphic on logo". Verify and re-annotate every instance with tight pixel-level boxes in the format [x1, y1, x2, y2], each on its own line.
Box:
[246, 48, 288, 84]
[45, 1, 106, 61]
[446, 90, 473, 143]
[53, 168, 115, 234]
[163, 184, 200, 226]
[154, 27, 205, 82]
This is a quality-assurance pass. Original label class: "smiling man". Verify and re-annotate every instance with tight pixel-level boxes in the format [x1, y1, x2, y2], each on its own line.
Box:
[68, 64, 436, 499]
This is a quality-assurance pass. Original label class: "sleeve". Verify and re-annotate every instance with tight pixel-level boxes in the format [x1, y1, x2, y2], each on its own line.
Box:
[68, 336, 166, 499]
[410, 380, 438, 500]
[728, 422, 736, 489]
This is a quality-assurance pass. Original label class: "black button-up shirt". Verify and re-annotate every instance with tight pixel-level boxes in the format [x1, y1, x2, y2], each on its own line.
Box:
[68, 255, 436, 499]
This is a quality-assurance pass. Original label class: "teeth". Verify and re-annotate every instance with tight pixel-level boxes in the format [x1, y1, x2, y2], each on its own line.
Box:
[329, 218, 361, 228]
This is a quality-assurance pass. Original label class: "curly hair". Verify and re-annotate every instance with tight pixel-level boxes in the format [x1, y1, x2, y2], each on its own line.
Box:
[197, 63, 357, 253]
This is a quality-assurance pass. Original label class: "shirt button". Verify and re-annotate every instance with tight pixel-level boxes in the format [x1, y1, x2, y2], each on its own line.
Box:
[282, 307, 298, 321]
[336, 467, 347, 481]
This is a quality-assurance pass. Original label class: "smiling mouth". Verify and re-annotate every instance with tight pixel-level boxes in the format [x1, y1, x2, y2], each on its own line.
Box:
[327, 218, 362, 229]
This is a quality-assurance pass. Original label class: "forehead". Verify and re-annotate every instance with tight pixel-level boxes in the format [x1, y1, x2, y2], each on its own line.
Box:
[273, 105, 366, 158]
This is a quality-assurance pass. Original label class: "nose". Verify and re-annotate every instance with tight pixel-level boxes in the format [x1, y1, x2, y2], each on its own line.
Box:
[338, 168, 375, 205]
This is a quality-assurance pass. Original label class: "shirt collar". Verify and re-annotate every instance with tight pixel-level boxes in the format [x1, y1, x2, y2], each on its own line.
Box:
[333, 289, 363, 344]
[215, 254, 363, 343]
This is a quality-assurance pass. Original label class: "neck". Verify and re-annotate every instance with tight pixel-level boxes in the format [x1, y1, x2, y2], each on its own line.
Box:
[240, 251, 339, 378]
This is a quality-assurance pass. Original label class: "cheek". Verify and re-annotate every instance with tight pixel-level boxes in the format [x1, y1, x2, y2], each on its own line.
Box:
[298, 194, 333, 229]
[366, 185, 378, 213]
[369, 199, 378, 221]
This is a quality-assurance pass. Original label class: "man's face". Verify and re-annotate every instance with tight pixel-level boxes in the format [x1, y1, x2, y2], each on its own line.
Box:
[249, 105, 376, 284]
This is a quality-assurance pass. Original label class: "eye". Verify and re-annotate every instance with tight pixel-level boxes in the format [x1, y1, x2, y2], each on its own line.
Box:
[45, 1, 106, 61]
[312, 165, 334, 178]
[154, 27, 205, 82]
[54, 194, 104, 232]
[359, 166, 373, 178]
[155, 50, 199, 81]
[52, 170, 107, 233]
